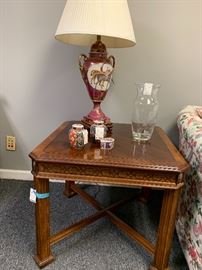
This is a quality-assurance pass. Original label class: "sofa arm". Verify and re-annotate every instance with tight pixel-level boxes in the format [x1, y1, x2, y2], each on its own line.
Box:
[176, 105, 202, 270]
[177, 105, 202, 162]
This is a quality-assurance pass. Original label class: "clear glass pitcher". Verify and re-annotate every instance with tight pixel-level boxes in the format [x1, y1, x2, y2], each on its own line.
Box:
[131, 83, 160, 141]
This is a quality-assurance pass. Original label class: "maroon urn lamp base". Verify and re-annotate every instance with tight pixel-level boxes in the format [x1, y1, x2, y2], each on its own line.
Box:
[79, 36, 115, 131]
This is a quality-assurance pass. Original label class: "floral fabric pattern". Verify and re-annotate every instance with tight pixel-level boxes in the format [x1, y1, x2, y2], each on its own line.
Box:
[176, 105, 202, 270]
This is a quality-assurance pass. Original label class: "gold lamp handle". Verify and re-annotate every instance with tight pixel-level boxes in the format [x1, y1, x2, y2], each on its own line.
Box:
[79, 54, 88, 70]
[108, 55, 115, 68]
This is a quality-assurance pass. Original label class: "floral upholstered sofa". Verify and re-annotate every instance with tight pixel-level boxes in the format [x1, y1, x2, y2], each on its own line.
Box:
[176, 105, 202, 270]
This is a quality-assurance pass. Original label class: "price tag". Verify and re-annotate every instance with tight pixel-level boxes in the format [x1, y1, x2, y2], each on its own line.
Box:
[95, 126, 104, 140]
[29, 188, 36, 203]
[82, 129, 88, 145]
[143, 83, 153, 95]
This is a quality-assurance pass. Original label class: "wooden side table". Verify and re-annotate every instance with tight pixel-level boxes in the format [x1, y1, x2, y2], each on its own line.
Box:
[29, 122, 189, 270]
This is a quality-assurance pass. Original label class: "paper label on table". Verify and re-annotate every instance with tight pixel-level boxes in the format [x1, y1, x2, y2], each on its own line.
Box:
[29, 188, 36, 203]
[143, 83, 153, 95]
[95, 126, 104, 140]
[82, 129, 88, 145]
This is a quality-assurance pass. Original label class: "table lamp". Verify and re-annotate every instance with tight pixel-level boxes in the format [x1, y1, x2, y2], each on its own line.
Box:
[55, 0, 136, 130]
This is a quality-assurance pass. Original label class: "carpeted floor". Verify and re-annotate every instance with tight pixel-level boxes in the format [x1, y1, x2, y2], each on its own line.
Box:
[0, 179, 188, 270]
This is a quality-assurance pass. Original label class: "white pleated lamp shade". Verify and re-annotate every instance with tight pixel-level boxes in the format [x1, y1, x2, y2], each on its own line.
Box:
[55, 0, 136, 48]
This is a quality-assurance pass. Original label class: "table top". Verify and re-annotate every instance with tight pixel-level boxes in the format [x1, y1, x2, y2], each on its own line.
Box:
[29, 122, 188, 174]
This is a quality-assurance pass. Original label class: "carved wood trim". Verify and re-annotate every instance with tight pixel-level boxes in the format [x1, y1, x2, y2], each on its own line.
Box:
[31, 162, 183, 190]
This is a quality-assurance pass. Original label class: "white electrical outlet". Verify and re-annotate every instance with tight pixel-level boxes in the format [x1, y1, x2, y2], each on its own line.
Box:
[6, 135, 16, 151]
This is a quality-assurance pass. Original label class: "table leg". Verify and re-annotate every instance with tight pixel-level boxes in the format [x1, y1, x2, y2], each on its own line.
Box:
[149, 188, 181, 270]
[34, 177, 54, 268]
[64, 180, 76, 198]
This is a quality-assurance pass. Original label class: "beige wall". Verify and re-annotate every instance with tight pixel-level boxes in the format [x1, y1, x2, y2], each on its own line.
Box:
[0, 0, 201, 170]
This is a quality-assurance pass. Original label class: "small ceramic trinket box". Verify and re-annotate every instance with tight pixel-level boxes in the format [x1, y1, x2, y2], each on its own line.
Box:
[100, 137, 115, 150]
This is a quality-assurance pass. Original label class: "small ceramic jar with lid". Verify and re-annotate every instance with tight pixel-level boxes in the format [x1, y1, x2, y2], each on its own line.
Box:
[90, 120, 107, 143]
[69, 123, 88, 149]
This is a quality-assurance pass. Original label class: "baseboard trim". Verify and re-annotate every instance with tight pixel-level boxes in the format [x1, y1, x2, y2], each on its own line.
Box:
[0, 169, 33, 181]
[0, 169, 65, 183]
